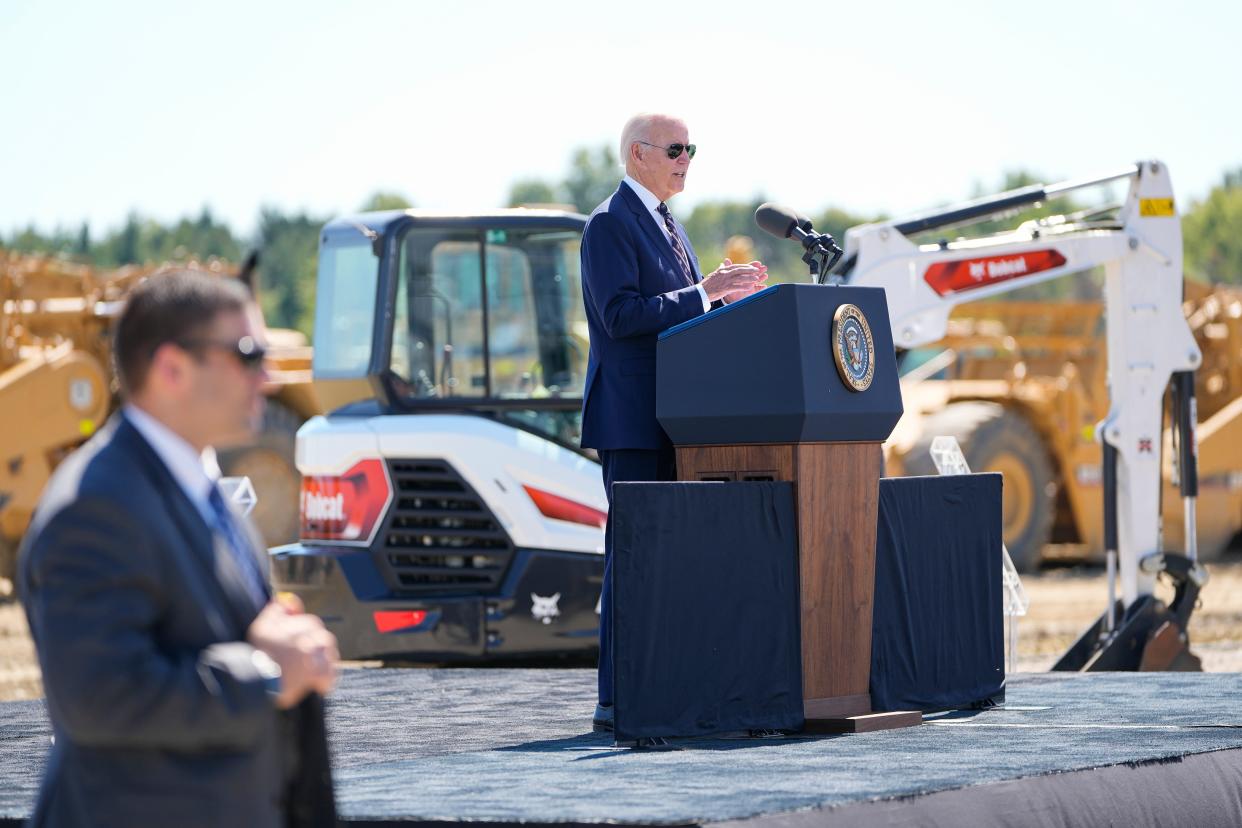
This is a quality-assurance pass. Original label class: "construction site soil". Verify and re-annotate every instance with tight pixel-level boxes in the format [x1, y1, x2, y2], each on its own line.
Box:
[1, 556, 1239, 702]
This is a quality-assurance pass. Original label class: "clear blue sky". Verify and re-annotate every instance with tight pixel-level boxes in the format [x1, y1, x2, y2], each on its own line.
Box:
[4, 0, 1239, 238]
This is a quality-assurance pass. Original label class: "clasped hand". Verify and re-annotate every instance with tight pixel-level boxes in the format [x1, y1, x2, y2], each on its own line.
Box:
[701, 258, 769, 303]
[246, 592, 340, 709]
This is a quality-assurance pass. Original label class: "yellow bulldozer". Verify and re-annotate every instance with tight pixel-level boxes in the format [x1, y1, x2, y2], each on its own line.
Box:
[887, 279, 1242, 571]
[0, 251, 321, 589]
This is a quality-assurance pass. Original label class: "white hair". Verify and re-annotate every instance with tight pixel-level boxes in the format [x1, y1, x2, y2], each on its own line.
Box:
[619, 112, 681, 170]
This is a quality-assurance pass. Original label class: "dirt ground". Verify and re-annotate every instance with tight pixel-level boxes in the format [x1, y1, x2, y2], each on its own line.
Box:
[2, 558, 1239, 701]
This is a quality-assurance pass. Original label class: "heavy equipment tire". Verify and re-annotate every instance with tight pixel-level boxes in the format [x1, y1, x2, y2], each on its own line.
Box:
[903, 401, 1055, 573]
[218, 399, 304, 548]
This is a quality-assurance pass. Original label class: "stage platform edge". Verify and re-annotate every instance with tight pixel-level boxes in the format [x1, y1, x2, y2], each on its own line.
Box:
[1, 670, 1241, 827]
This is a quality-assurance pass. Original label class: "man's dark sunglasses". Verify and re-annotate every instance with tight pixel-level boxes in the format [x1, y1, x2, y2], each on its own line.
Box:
[177, 335, 267, 371]
[637, 140, 696, 160]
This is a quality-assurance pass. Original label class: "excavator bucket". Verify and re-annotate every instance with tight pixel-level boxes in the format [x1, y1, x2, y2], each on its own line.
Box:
[1053, 553, 1205, 671]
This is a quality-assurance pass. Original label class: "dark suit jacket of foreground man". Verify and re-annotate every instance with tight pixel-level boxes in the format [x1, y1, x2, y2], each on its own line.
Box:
[19, 414, 334, 828]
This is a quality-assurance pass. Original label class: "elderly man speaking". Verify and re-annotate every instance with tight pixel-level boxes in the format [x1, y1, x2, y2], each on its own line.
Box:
[580, 112, 768, 735]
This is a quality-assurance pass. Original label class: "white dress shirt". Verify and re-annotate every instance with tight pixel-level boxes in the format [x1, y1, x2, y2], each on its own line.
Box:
[124, 404, 223, 532]
[623, 175, 711, 313]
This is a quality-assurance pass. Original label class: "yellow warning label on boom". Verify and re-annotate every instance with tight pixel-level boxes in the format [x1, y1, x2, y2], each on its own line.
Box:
[1140, 198, 1175, 217]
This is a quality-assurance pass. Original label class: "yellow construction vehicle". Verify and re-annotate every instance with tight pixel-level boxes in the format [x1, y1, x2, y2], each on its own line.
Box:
[0, 252, 321, 589]
[886, 281, 1242, 571]
[1, 253, 140, 588]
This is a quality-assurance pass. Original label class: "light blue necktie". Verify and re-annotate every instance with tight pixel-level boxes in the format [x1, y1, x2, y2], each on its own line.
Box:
[207, 484, 269, 607]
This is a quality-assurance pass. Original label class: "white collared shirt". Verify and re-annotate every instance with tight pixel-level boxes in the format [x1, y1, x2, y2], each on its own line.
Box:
[124, 403, 222, 531]
[623, 175, 711, 312]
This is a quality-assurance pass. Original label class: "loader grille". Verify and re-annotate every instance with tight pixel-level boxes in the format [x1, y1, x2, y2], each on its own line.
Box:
[377, 459, 515, 595]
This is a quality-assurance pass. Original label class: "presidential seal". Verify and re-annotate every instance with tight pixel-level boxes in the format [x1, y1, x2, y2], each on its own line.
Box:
[832, 304, 875, 392]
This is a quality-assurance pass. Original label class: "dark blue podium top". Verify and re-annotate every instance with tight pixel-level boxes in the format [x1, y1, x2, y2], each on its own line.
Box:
[656, 283, 903, 445]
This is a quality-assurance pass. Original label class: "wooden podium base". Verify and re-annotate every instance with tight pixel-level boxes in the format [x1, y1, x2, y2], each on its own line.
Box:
[802, 709, 924, 734]
[804, 693, 872, 719]
[803, 693, 920, 734]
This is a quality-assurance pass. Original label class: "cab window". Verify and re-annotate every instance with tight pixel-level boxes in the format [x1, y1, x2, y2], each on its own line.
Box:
[390, 224, 588, 447]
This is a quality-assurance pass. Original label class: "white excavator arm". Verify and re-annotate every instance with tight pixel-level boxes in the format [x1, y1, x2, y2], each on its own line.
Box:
[834, 161, 1203, 668]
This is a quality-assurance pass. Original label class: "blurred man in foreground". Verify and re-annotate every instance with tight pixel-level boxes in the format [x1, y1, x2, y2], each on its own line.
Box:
[19, 270, 338, 827]
[580, 112, 768, 735]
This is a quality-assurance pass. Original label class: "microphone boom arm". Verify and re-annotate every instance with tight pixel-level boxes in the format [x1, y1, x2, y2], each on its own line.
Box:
[790, 225, 844, 284]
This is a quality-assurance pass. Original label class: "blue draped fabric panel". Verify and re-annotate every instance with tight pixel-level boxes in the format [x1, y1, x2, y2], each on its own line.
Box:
[871, 473, 1005, 712]
[610, 481, 804, 740]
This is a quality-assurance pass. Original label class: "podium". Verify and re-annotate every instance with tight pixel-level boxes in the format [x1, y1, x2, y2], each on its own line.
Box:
[657, 283, 918, 731]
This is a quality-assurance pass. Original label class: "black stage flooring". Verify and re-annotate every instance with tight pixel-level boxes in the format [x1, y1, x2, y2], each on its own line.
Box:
[2, 670, 1242, 826]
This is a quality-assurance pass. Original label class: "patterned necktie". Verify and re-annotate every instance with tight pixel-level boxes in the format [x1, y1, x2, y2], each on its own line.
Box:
[657, 202, 695, 286]
[207, 484, 269, 607]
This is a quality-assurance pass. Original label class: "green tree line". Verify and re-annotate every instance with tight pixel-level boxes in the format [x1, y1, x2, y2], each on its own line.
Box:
[4, 154, 1240, 339]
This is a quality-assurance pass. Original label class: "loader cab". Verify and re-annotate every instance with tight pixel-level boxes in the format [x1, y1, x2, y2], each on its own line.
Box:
[313, 209, 590, 450]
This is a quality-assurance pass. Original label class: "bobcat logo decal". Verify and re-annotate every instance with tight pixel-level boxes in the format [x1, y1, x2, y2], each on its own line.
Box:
[531, 592, 561, 625]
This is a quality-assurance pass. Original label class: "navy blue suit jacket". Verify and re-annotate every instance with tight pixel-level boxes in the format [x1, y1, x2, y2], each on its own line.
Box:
[580, 182, 711, 450]
[18, 414, 334, 828]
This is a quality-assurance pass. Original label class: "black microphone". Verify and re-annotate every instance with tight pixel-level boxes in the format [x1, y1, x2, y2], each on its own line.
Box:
[754, 203, 802, 240]
[754, 203, 842, 255]
[755, 202, 846, 284]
